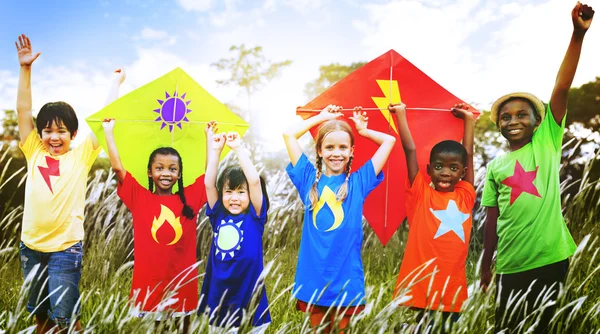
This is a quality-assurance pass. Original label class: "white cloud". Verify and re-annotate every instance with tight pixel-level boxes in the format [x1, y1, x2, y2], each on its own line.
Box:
[177, 0, 213, 12]
[355, 0, 600, 108]
[135, 28, 177, 46]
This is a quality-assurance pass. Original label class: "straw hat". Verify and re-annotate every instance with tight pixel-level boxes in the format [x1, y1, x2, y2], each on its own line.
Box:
[490, 92, 546, 125]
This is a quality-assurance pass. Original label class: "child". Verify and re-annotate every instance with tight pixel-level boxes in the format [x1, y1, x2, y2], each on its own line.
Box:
[198, 124, 271, 332]
[391, 102, 476, 333]
[480, 3, 594, 333]
[283, 105, 396, 333]
[15, 34, 118, 332]
[102, 118, 207, 332]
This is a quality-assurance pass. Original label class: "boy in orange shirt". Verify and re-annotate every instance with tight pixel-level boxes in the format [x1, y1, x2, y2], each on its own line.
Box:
[391, 102, 476, 333]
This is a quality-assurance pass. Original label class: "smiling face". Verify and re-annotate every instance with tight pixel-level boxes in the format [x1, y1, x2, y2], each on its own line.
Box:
[222, 181, 250, 215]
[41, 119, 76, 156]
[318, 130, 355, 176]
[497, 98, 539, 151]
[147, 153, 180, 195]
[427, 152, 466, 192]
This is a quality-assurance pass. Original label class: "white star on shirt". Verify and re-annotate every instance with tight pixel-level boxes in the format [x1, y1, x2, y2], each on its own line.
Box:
[429, 200, 470, 243]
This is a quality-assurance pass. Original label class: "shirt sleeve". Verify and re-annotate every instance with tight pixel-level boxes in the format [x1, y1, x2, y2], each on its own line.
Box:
[285, 153, 316, 205]
[405, 171, 427, 218]
[352, 159, 384, 198]
[19, 130, 44, 161]
[184, 174, 208, 211]
[481, 163, 499, 207]
[206, 199, 223, 229]
[532, 104, 565, 152]
[455, 180, 476, 209]
[74, 134, 101, 169]
[117, 172, 146, 210]
[249, 195, 268, 227]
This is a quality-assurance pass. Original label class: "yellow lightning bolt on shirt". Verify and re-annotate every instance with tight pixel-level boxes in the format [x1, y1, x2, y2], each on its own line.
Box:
[312, 186, 345, 232]
[371, 80, 401, 135]
[151, 204, 183, 245]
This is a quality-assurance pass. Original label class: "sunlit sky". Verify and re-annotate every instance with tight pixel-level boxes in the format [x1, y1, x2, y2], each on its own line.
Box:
[1, 0, 598, 149]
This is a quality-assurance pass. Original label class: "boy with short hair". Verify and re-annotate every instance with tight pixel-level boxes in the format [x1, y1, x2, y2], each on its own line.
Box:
[391, 102, 476, 333]
[480, 3, 594, 333]
[15, 34, 123, 332]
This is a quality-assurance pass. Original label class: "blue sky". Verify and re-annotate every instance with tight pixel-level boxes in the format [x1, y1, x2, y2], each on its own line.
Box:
[1, 0, 598, 146]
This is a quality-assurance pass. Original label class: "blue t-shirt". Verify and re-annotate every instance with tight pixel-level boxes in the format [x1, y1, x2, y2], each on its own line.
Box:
[198, 197, 270, 327]
[286, 153, 383, 307]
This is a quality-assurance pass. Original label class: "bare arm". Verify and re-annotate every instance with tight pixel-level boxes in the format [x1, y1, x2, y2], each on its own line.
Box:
[451, 104, 475, 185]
[550, 3, 594, 124]
[480, 206, 499, 292]
[102, 119, 126, 182]
[283, 105, 343, 166]
[15, 34, 41, 143]
[205, 125, 224, 208]
[350, 107, 396, 175]
[227, 132, 263, 213]
[390, 103, 418, 185]
[92, 69, 126, 149]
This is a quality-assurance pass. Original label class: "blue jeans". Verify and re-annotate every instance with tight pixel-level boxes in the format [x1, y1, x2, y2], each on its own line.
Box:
[19, 241, 83, 328]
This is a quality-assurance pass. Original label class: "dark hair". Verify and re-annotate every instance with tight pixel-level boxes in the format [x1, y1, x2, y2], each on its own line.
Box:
[430, 140, 467, 165]
[497, 97, 542, 127]
[147, 147, 194, 220]
[36, 102, 79, 138]
[217, 165, 270, 216]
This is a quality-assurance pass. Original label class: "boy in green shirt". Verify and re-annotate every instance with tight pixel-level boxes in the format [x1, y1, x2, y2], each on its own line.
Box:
[480, 3, 594, 333]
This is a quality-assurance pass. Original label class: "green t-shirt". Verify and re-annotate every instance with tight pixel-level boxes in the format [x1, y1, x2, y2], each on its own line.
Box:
[481, 104, 576, 274]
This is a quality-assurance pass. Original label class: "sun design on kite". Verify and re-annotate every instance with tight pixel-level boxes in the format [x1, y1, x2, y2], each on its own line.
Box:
[214, 219, 244, 260]
[154, 91, 192, 132]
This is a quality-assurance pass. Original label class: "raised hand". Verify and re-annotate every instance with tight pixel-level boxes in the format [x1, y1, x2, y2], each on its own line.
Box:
[102, 118, 116, 132]
[450, 103, 474, 120]
[225, 131, 242, 150]
[113, 68, 126, 85]
[349, 106, 369, 133]
[573, 2, 594, 32]
[388, 102, 406, 114]
[318, 104, 343, 121]
[15, 34, 41, 66]
[205, 120, 218, 140]
[212, 132, 226, 151]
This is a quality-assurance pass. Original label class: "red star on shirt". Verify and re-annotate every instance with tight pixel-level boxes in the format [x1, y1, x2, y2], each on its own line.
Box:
[501, 160, 541, 205]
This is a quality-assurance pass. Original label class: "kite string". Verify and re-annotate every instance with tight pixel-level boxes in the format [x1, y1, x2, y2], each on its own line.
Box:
[384, 56, 393, 230]
[86, 119, 250, 127]
[296, 107, 450, 112]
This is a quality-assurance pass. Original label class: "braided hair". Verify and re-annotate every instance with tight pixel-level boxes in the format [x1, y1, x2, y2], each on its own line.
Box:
[147, 147, 194, 220]
[308, 119, 355, 209]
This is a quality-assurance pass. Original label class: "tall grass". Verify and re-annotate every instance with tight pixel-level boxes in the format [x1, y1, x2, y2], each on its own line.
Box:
[0, 141, 598, 333]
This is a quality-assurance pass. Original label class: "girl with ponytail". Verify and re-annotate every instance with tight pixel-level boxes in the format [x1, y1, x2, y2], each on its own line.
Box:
[283, 105, 396, 333]
[103, 118, 208, 333]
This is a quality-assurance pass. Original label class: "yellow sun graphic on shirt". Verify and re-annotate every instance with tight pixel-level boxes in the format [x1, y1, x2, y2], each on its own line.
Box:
[214, 218, 244, 260]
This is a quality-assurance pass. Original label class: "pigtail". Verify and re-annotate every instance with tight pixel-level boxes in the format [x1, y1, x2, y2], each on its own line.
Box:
[336, 155, 352, 202]
[148, 178, 154, 192]
[308, 156, 323, 210]
[176, 155, 194, 220]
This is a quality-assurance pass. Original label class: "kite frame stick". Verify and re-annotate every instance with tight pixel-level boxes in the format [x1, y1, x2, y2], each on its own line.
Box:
[296, 107, 450, 112]
[86, 119, 249, 127]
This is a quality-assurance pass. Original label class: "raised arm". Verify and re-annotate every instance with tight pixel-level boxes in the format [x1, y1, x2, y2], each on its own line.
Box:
[15, 34, 41, 143]
[102, 119, 126, 182]
[549, 2, 594, 124]
[205, 122, 224, 208]
[390, 103, 418, 185]
[480, 206, 499, 292]
[451, 103, 475, 185]
[226, 132, 263, 214]
[92, 69, 126, 149]
[283, 105, 343, 166]
[349, 107, 396, 175]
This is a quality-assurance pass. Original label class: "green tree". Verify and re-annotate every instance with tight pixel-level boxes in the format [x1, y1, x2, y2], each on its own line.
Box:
[212, 45, 292, 125]
[0, 109, 19, 143]
[304, 62, 366, 100]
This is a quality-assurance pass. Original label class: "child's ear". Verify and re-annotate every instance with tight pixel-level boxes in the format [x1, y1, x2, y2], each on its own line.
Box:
[426, 164, 431, 176]
[147, 169, 152, 178]
[71, 130, 78, 140]
[350, 145, 355, 156]
[461, 167, 467, 179]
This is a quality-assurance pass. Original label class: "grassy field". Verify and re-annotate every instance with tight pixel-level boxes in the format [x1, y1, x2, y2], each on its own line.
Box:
[0, 147, 598, 334]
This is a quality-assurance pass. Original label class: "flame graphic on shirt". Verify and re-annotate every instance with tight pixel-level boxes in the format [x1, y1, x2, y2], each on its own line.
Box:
[38, 156, 60, 193]
[312, 186, 344, 232]
[151, 205, 183, 245]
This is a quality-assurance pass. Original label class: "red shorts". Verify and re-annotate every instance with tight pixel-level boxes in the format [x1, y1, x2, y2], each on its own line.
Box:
[296, 300, 366, 316]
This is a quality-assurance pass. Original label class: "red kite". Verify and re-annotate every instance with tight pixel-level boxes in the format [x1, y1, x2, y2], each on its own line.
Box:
[298, 50, 480, 245]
